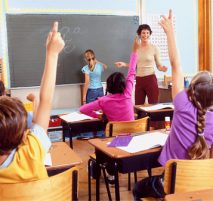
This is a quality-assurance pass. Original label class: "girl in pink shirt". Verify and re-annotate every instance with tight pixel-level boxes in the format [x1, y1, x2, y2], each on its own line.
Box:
[80, 38, 140, 122]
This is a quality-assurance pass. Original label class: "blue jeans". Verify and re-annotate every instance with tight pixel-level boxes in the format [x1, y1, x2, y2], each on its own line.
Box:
[81, 87, 104, 138]
[86, 87, 104, 103]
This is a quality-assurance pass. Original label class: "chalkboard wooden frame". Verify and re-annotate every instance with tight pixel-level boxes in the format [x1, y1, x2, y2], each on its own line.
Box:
[6, 14, 139, 87]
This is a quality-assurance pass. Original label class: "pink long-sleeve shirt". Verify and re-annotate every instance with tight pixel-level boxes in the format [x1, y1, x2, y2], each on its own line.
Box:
[80, 52, 137, 121]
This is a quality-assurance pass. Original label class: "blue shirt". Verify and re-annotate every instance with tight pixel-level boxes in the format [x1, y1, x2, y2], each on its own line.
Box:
[81, 63, 104, 89]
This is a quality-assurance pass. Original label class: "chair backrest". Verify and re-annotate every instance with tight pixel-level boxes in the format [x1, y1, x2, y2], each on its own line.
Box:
[105, 117, 149, 137]
[164, 159, 213, 195]
[0, 167, 79, 201]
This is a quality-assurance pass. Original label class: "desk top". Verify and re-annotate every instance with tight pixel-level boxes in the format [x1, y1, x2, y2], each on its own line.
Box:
[165, 188, 213, 201]
[134, 104, 174, 113]
[46, 142, 82, 170]
[88, 133, 161, 159]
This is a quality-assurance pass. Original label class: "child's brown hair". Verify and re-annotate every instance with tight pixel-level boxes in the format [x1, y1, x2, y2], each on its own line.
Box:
[0, 96, 27, 155]
[187, 71, 213, 159]
[0, 81, 5, 96]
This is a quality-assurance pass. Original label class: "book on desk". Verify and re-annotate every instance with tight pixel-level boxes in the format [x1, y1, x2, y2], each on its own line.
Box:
[139, 103, 174, 111]
[59, 111, 94, 122]
[112, 131, 168, 153]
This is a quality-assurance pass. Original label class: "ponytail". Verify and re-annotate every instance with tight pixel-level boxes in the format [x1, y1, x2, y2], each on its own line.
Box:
[188, 91, 209, 159]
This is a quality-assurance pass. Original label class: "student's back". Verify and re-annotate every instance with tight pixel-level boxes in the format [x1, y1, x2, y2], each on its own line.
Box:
[0, 22, 65, 183]
[80, 48, 139, 122]
[133, 10, 213, 200]
[159, 89, 213, 165]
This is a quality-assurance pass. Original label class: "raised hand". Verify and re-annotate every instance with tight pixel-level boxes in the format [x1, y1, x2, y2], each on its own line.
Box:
[159, 9, 173, 34]
[46, 21, 65, 55]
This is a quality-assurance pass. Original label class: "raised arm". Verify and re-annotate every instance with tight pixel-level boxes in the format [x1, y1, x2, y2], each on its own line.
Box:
[159, 10, 184, 99]
[33, 22, 65, 132]
[124, 37, 140, 96]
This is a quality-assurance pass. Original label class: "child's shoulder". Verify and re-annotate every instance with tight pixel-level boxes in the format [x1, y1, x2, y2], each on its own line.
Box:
[82, 65, 89, 72]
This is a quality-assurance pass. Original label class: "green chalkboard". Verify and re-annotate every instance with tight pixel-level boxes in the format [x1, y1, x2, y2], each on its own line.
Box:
[6, 14, 139, 87]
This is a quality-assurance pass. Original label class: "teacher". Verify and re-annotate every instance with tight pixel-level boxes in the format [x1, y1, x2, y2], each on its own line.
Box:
[116, 24, 167, 104]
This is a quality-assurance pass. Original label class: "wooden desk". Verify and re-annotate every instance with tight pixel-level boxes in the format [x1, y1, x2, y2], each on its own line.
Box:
[46, 142, 82, 176]
[165, 188, 213, 201]
[88, 133, 162, 201]
[134, 104, 174, 129]
[61, 118, 107, 148]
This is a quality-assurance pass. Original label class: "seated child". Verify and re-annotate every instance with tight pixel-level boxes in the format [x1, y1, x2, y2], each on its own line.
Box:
[133, 10, 213, 200]
[0, 21, 65, 183]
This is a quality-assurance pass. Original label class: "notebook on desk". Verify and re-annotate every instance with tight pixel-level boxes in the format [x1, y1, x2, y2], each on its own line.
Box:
[140, 103, 174, 111]
[59, 112, 94, 122]
[108, 135, 133, 147]
[117, 131, 168, 153]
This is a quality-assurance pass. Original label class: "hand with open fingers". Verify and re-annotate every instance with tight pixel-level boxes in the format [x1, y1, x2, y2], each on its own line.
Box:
[114, 61, 127, 68]
[132, 36, 140, 53]
[159, 9, 173, 34]
[46, 21, 65, 55]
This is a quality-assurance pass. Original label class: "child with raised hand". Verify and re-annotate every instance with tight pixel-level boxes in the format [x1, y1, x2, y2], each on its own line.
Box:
[0, 21, 65, 183]
[80, 37, 140, 122]
[133, 9, 213, 200]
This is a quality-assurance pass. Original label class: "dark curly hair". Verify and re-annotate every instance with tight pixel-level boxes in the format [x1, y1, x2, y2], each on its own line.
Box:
[137, 24, 152, 36]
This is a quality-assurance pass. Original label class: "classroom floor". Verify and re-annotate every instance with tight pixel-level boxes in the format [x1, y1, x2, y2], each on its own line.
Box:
[71, 138, 164, 201]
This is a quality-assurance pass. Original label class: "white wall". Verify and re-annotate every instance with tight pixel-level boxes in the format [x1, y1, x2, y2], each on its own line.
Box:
[11, 84, 82, 109]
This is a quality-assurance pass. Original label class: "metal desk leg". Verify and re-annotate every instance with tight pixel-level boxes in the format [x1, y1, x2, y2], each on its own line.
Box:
[96, 158, 101, 201]
[68, 126, 73, 149]
[114, 162, 120, 201]
[62, 125, 66, 142]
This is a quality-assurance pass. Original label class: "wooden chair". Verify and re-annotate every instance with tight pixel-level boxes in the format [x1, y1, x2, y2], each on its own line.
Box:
[88, 117, 149, 201]
[0, 167, 79, 201]
[164, 159, 213, 195]
[105, 116, 149, 137]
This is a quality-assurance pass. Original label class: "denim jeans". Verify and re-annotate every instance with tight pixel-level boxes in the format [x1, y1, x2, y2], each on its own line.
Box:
[86, 87, 104, 103]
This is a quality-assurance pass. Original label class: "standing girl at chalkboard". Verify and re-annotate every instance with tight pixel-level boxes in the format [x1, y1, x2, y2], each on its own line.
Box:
[80, 37, 140, 122]
[82, 49, 107, 104]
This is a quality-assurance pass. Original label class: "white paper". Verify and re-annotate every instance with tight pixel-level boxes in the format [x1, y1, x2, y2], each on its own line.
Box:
[59, 111, 94, 122]
[139, 103, 174, 111]
[44, 153, 52, 166]
[117, 131, 168, 153]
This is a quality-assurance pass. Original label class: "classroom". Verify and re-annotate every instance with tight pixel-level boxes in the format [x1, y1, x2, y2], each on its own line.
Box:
[0, 0, 213, 201]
